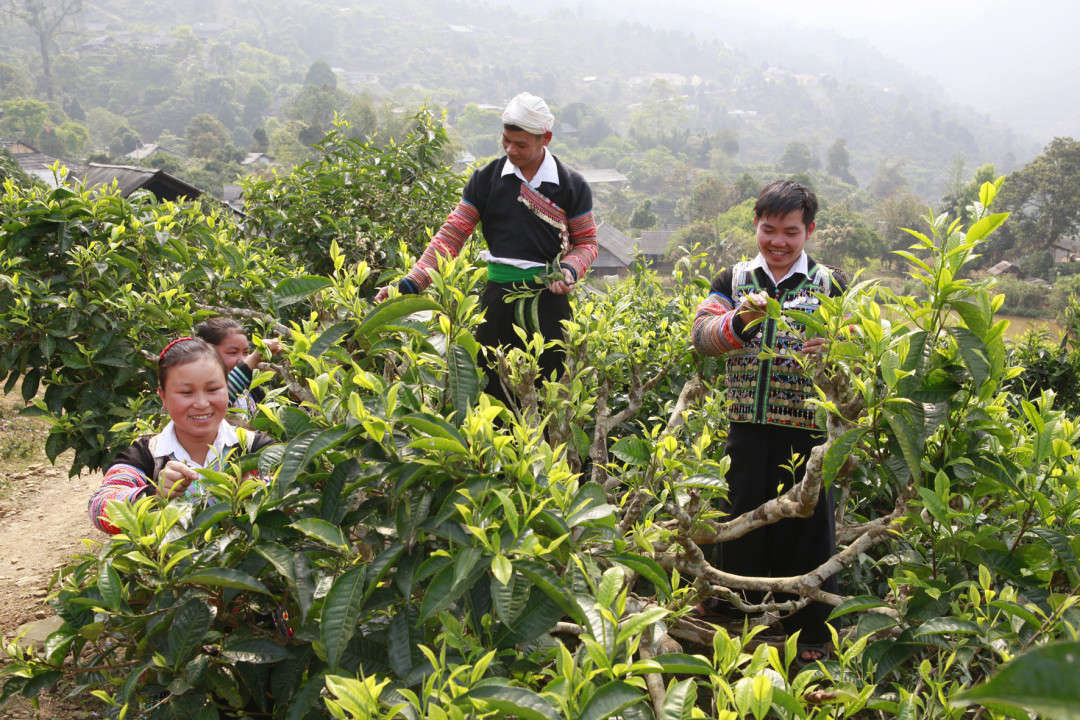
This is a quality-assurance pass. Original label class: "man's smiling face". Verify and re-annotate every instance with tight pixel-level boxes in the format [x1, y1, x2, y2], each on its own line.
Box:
[755, 209, 814, 279]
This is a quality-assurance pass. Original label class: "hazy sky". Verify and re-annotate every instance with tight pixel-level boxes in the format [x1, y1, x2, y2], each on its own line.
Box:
[575, 0, 1079, 144]
[767, 0, 1079, 142]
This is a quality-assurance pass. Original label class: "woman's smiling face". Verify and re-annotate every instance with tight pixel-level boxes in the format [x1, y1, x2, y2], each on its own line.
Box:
[158, 356, 228, 449]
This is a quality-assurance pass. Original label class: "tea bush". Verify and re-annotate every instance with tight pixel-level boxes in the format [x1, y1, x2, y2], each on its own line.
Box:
[2, 143, 1078, 719]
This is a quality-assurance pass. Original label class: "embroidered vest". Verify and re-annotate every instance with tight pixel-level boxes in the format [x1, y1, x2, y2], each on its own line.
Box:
[725, 260, 833, 429]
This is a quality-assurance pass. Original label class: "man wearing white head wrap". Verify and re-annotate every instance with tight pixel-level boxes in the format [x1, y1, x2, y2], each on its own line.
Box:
[375, 92, 599, 407]
[501, 92, 555, 135]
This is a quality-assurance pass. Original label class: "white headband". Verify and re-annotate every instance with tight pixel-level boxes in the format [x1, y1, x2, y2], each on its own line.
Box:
[501, 92, 555, 135]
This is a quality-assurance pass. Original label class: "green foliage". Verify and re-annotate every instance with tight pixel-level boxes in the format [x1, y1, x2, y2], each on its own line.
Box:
[629, 199, 658, 230]
[826, 138, 856, 185]
[185, 113, 230, 159]
[778, 141, 819, 174]
[940, 162, 997, 226]
[38, 120, 90, 157]
[994, 137, 1080, 275]
[712, 198, 756, 264]
[666, 221, 717, 258]
[1005, 330, 1080, 415]
[990, 276, 1048, 318]
[0, 62, 32, 101]
[241, 109, 462, 277]
[873, 191, 931, 270]
[952, 641, 1080, 719]
[2, 159, 1079, 720]
[0, 181, 301, 475]
[303, 60, 337, 89]
[0, 97, 52, 140]
[869, 159, 909, 199]
[677, 176, 741, 224]
[0, 96, 87, 157]
[814, 204, 886, 268]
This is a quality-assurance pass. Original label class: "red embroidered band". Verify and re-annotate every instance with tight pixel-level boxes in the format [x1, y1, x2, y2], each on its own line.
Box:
[159, 336, 195, 360]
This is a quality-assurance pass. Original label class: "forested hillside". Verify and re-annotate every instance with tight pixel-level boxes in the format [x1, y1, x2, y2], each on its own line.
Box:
[1, 0, 1033, 199]
[4, 0, 1079, 324]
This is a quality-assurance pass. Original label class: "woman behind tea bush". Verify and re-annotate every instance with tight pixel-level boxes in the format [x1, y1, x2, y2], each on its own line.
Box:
[88, 337, 275, 533]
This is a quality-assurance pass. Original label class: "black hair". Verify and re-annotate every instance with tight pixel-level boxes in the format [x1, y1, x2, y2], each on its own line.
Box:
[195, 317, 246, 347]
[158, 337, 227, 389]
[502, 123, 545, 138]
[754, 180, 818, 227]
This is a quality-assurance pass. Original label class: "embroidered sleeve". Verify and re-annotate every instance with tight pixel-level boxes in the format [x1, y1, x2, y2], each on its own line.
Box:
[89, 463, 152, 534]
[691, 290, 750, 356]
[400, 199, 480, 294]
[560, 210, 599, 281]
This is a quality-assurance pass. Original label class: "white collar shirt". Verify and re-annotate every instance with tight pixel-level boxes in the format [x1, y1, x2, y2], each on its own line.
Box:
[151, 419, 239, 469]
[749, 251, 809, 287]
[500, 147, 559, 189]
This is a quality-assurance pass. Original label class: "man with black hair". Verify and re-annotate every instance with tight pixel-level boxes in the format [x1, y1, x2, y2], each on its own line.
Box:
[691, 180, 846, 662]
[375, 92, 598, 406]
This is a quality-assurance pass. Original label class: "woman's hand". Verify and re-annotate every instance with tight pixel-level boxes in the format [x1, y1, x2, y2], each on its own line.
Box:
[157, 460, 198, 499]
[244, 338, 283, 368]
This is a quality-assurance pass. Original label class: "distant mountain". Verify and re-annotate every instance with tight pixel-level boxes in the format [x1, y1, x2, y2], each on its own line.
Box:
[2, 0, 1039, 199]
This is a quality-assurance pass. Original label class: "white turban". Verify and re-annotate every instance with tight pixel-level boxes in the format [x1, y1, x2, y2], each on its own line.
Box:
[501, 92, 555, 135]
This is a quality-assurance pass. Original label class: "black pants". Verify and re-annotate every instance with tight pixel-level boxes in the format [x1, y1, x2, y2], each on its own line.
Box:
[717, 422, 838, 644]
[474, 281, 570, 407]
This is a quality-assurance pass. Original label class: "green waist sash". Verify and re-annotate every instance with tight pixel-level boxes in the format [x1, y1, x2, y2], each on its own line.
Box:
[486, 261, 545, 284]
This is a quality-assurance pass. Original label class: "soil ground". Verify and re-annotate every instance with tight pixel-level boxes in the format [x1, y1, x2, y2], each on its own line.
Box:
[0, 392, 105, 719]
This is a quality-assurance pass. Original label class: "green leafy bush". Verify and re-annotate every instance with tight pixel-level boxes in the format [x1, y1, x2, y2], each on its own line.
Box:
[1005, 330, 1080, 415]
[240, 110, 464, 279]
[0, 177, 303, 474]
[3, 162, 1080, 720]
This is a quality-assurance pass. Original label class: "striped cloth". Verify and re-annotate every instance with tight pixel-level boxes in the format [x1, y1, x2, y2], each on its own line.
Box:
[691, 290, 747, 355]
[89, 463, 151, 534]
[403, 199, 481, 292]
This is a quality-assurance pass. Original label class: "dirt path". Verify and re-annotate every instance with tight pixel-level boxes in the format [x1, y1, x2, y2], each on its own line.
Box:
[0, 462, 103, 718]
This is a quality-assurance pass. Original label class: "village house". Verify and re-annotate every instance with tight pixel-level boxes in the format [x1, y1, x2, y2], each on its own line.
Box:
[1052, 237, 1080, 263]
[241, 152, 274, 168]
[71, 163, 204, 202]
[986, 260, 1022, 278]
[0, 139, 71, 188]
[579, 168, 630, 187]
[123, 144, 183, 164]
[635, 229, 677, 272]
[592, 223, 636, 278]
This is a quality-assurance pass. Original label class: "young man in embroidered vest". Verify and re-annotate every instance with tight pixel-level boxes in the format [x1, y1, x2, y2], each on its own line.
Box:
[375, 92, 598, 406]
[691, 180, 846, 662]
